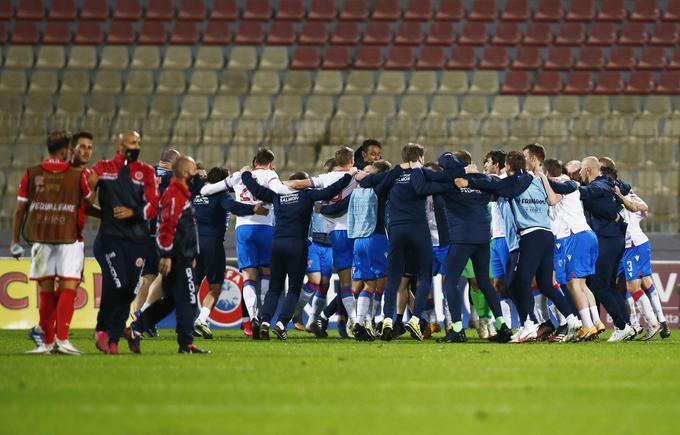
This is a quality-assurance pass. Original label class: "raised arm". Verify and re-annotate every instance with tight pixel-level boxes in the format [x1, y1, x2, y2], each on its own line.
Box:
[465, 172, 532, 198]
[310, 174, 352, 201]
[241, 171, 276, 204]
[410, 168, 455, 196]
[319, 195, 351, 217]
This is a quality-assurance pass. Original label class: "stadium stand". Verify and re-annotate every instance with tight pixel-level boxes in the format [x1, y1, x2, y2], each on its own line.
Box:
[0, 0, 678, 232]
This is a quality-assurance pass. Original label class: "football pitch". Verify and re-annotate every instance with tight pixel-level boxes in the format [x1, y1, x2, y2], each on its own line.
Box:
[1, 329, 679, 435]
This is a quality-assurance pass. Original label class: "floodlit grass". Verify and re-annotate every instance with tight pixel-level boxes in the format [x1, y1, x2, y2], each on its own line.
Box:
[1, 329, 679, 435]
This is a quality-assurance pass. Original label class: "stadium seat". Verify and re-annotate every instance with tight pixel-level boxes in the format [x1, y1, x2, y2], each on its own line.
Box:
[56, 93, 85, 117]
[212, 95, 241, 118]
[459, 22, 487, 45]
[563, 71, 594, 95]
[407, 71, 437, 94]
[638, 47, 667, 70]
[565, 0, 594, 21]
[178, 0, 206, 20]
[340, 0, 369, 21]
[171, 21, 200, 44]
[35, 46, 65, 69]
[308, 0, 337, 21]
[354, 47, 384, 69]
[0, 23, 6, 44]
[523, 22, 553, 45]
[544, 47, 573, 70]
[107, 20, 136, 44]
[385, 47, 415, 70]
[282, 71, 312, 95]
[650, 23, 679, 46]
[551, 95, 580, 119]
[163, 46, 193, 69]
[4, 46, 34, 69]
[235, 21, 265, 45]
[12, 21, 40, 44]
[500, 71, 530, 94]
[375, 72, 406, 95]
[125, 70, 154, 94]
[243, 0, 271, 20]
[267, 21, 296, 45]
[534, 0, 563, 22]
[49, 0, 76, 19]
[203, 20, 232, 44]
[250, 70, 281, 95]
[469, 0, 498, 21]
[656, 72, 680, 94]
[362, 22, 392, 45]
[582, 95, 610, 118]
[118, 94, 148, 118]
[502, 0, 530, 21]
[87, 94, 116, 119]
[145, 0, 173, 20]
[480, 47, 509, 69]
[575, 47, 605, 70]
[299, 21, 328, 45]
[227, 46, 257, 69]
[62, 70, 90, 93]
[489, 95, 519, 119]
[439, 71, 468, 94]
[619, 23, 648, 45]
[469, 71, 498, 95]
[16, 0, 44, 20]
[405, 0, 433, 20]
[345, 71, 375, 95]
[210, 0, 239, 20]
[521, 96, 551, 119]
[587, 22, 616, 45]
[594, 72, 623, 94]
[188, 70, 218, 94]
[322, 46, 351, 69]
[113, 0, 142, 20]
[332, 22, 361, 45]
[492, 22, 521, 45]
[92, 70, 122, 94]
[276, 0, 304, 20]
[81, 0, 108, 20]
[533, 72, 564, 95]
[219, 69, 250, 95]
[630, 1, 659, 22]
[0, 2, 12, 20]
[0, 71, 27, 93]
[156, 70, 186, 94]
[194, 46, 224, 70]
[312, 71, 343, 94]
[555, 23, 585, 45]
[99, 46, 129, 69]
[395, 22, 423, 45]
[149, 95, 179, 118]
[372, 0, 401, 20]
[512, 46, 542, 69]
[75, 21, 103, 44]
[396, 95, 428, 120]
[668, 50, 680, 69]
[259, 46, 289, 69]
[416, 46, 445, 69]
[179, 95, 209, 119]
[24, 92, 52, 116]
[447, 46, 477, 69]
[641, 95, 672, 119]
[597, 0, 625, 21]
[291, 47, 320, 70]
[607, 47, 636, 70]
[624, 72, 655, 95]
[29, 71, 58, 93]
[612, 95, 641, 118]
[664, 0, 680, 21]
[43, 21, 72, 44]
[426, 22, 456, 45]
[429, 95, 458, 118]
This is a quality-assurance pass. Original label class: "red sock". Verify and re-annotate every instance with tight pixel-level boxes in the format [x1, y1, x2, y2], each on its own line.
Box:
[56, 288, 76, 341]
[39, 291, 58, 345]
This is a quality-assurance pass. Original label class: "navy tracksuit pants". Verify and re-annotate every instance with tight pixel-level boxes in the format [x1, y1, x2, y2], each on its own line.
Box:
[138, 257, 197, 348]
[382, 223, 433, 321]
[445, 242, 504, 324]
[94, 233, 147, 343]
[510, 230, 575, 324]
[261, 237, 308, 326]
[590, 235, 628, 329]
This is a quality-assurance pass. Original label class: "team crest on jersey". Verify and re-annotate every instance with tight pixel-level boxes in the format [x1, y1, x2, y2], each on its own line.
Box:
[198, 266, 244, 327]
[135, 257, 144, 268]
[134, 171, 144, 181]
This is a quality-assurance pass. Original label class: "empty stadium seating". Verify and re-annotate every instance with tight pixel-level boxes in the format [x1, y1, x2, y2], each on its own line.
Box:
[0, 0, 679, 231]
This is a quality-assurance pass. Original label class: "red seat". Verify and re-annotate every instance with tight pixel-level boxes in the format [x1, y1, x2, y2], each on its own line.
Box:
[663, 0, 680, 22]
[354, 47, 385, 69]
[12, 21, 40, 44]
[81, 0, 109, 20]
[565, 0, 594, 21]
[404, 0, 433, 21]
[291, 47, 321, 69]
[276, 0, 304, 20]
[533, 71, 564, 95]
[501, 71, 531, 94]
[171, 20, 199, 44]
[492, 22, 520, 45]
[544, 47, 573, 70]
[650, 23, 679, 46]
[512, 46, 542, 70]
[575, 47, 604, 71]
[235, 21, 264, 44]
[426, 22, 455, 45]
[534, 0, 563, 22]
[210, 0, 239, 20]
[501, 0, 529, 21]
[416, 46, 445, 69]
[385, 47, 415, 70]
[322, 46, 351, 69]
[624, 72, 655, 95]
[619, 22, 649, 45]
[447, 46, 477, 69]
[75, 21, 103, 44]
[479, 46, 509, 69]
[435, 0, 463, 21]
[596, 0, 626, 21]
[243, 0, 271, 20]
[0, 2, 12, 20]
[146, 0, 174, 20]
[49, 0, 76, 20]
[469, 0, 497, 21]
[555, 23, 585, 46]
[394, 22, 423, 45]
[203, 19, 232, 44]
[299, 22, 328, 45]
[107, 20, 136, 44]
[606, 47, 636, 70]
[630, 1, 659, 22]
[363, 22, 392, 45]
[308, 0, 337, 21]
[666, 50, 680, 69]
[43, 21, 72, 44]
[656, 72, 680, 93]
[0, 24, 6, 44]
[267, 21, 296, 45]
[372, 0, 402, 21]
[523, 22, 553, 45]
[594, 72, 624, 94]
[16, 0, 43, 20]
[459, 22, 487, 45]
[113, 0, 142, 20]
[637, 47, 667, 70]
[340, 0, 369, 21]
[587, 22, 616, 45]
[331, 22, 361, 45]
[563, 72, 593, 95]
[178, 1, 206, 20]
[138, 21, 167, 44]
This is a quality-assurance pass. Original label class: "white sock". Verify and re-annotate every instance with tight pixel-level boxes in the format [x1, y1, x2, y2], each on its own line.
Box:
[548, 301, 567, 326]
[311, 292, 326, 319]
[523, 318, 535, 329]
[340, 287, 357, 322]
[646, 287, 667, 323]
[197, 306, 211, 323]
[579, 308, 594, 328]
[260, 275, 270, 307]
[565, 313, 579, 329]
[443, 297, 452, 327]
[589, 305, 601, 324]
[141, 302, 151, 312]
[626, 294, 639, 326]
[534, 293, 548, 323]
[372, 291, 383, 320]
[500, 298, 513, 328]
[243, 281, 258, 319]
[634, 291, 659, 326]
[357, 291, 372, 323]
[299, 283, 315, 307]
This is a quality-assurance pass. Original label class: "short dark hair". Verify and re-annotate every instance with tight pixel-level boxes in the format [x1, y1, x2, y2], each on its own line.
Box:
[523, 143, 546, 163]
[323, 158, 336, 173]
[334, 147, 354, 166]
[600, 165, 618, 180]
[544, 158, 564, 178]
[289, 171, 309, 180]
[371, 160, 391, 173]
[454, 150, 472, 166]
[71, 131, 93, 147]
[253, 148, 275, 166]
[505, 151, 526, 173]
[361, 139, 382, 150]
[401, 143, 424, 163]
[207, 166, 230, 184]
[47, 130, 72, 155]
[599, 156, 616, 170]
[485, 150, 506, 169]
[424, 162, 442, 171]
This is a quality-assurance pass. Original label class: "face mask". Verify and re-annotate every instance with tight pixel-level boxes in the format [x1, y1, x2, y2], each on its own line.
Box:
[125, 148, 140, 163]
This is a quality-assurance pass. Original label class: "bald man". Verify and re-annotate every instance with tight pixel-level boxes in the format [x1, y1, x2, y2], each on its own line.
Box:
[578, 156, 635, 342]
[89, 131, 160, 354]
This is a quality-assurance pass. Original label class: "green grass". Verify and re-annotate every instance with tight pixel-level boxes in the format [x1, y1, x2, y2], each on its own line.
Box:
[1, 328, 679, 435]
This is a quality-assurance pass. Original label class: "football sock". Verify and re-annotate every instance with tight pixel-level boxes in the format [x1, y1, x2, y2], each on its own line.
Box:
[644, 284, 667, 323]
[243, 279, 258, 319]
[197, 306, 211, 323]
[55, 288, 76, 341]
[579, 308, 594, 328]
[633, 289, 659, 326]
[38, 291, 58, 345]
[357, 291, 372, 322]
[339, 286, 357, 322]
[452, 321, 463, 333]
[589, 305, 602, 324]
[260, 274, 270, 307]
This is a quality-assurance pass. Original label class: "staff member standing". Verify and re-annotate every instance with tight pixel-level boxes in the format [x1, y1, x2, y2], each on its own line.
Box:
[89, 131, 159, 354]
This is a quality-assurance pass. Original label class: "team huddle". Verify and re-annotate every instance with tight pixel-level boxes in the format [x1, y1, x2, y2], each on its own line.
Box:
[12, 129, 671, 355]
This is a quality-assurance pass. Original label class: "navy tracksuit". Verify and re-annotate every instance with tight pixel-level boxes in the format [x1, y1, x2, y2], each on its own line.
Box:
[580, 176, 629, 329]
[242, 171, 352, 326]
